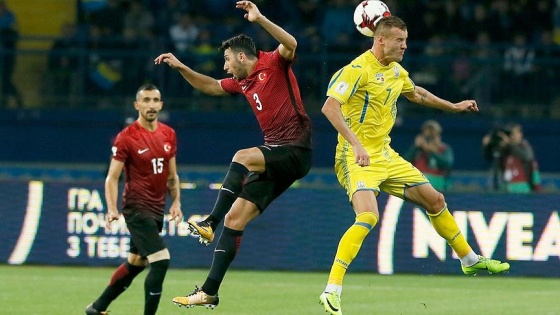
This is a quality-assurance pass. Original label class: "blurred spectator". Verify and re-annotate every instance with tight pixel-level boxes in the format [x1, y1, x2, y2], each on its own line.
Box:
[530, 0, 554, 37]
[190, 28, 220, 76]
[503, 33, 535, 102]
[153, 0, 190, 37]
[46, 23, 80, 107]
[450, 51, 472, 99]
[319, 0, 355, 51]
[0, 0, 554, 112]
[412, 35, 445, 93]
[165, 12, 200, 99]
[482, 123, 506, 190]
[124, 0, 155, 40]
[534, 31, 560, 105]
[294, 0, 322, 49]
[439, 2, 467, 40]
[169, 12, 199, 54]
[116, 28, 145, 95]
[85, 24, 123, 107]
[461, 4, 494, 42]
[482, 122, 540, 193]
[404, 120, 454, 191]
[0, 0, 22, 108]
[461, 32, 499, 106]
[554, 0, 560, 44]
[88, 0, 125, 37]
[405, 3, 439, 42]
[487, 0, 514, 42]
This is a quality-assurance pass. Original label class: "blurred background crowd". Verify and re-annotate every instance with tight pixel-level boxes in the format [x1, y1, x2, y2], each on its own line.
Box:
[1, 0, 559, 117]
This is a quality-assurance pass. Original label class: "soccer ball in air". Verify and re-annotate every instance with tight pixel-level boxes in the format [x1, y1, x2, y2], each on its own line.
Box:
[353, 0, 391, 37]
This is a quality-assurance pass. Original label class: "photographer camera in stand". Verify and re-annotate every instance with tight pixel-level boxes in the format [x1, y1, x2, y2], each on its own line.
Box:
[482, 122, 540, 193]
[404, 120, 454, 191]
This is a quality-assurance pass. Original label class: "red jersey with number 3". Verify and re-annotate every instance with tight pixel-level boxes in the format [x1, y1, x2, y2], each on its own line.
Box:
[220, 49, 312, 149]
[111, 121, 177, 217]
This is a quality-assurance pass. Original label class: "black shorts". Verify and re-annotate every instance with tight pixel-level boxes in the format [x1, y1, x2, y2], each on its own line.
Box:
[238, 145, 312, 212]
[123, 207, 166, 257]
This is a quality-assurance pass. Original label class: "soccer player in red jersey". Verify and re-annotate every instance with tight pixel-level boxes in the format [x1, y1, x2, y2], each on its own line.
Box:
[154, 0, 312, 309]
[85, 84, 183, 315]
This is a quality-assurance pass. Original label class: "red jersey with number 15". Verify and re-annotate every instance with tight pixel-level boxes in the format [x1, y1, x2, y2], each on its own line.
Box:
[220, 49, 312, 149]
[111, 121, 177, 217]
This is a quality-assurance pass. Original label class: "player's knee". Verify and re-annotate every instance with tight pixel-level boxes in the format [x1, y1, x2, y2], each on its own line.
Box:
[427, 192, 446, 214]
[224, 211, 239, 228]
[128, 253, 148, 267]
[224, 210, 247, 230]
[232, 147, 265, 171]
[150, 258, 170, 270]
[232, 148, 253, 164]
[224, 203, 258, 230]
[355, 211, 379, 230]
[146, 248, 170, 263]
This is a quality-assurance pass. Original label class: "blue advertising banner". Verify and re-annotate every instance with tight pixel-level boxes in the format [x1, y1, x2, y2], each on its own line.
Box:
[1, 180, 558, 277]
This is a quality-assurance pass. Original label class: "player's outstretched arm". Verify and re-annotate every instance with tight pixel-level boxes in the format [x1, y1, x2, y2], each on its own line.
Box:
[402, 86, 479, 113]
[236, 0, 296, 61]
[154, 53, 228, 96]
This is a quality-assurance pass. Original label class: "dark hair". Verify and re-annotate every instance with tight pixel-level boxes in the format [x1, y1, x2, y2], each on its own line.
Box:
[374, 15, 407, 36]
[136, 83, 159, 99]
[219, 34, 257, 58]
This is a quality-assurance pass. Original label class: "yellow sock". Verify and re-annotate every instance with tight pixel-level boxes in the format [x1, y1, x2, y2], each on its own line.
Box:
[428, 206, 472, 258]
[327, 212, 378, 285]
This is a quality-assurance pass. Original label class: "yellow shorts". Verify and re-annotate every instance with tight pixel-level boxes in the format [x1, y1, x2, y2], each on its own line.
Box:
[335, 154, 428, 202]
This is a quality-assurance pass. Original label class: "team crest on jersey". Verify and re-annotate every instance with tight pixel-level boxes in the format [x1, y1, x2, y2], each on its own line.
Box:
[357, 181, 366, 189]
[258, 72, 267, 81]
[375, 73, 385, 83]
[394, 66, 400, 78]
[164, 143, 172, 152]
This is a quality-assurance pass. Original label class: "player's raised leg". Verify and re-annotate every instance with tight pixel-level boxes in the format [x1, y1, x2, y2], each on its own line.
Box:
[407, 184, 510, 275]
[189, 155, 252, 245]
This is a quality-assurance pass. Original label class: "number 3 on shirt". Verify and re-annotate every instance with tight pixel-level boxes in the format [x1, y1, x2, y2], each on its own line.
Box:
[151, 158, 164, 174]
[253, 93, 263, 111]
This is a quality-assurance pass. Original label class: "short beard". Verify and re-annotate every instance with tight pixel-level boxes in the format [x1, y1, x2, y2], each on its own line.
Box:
[142, 112, 157, 122]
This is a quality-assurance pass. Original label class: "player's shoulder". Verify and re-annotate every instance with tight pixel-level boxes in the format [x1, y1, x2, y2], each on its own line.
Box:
[117, 122, 138, 139]
[157, 122, 176, 136]
[348, 51, 370, 68]
[344, 51, 379, 75]
[258, 49, 289, 67]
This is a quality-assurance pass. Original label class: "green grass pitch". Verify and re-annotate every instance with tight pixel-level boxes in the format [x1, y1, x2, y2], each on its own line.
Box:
[1, 265, 558, 314]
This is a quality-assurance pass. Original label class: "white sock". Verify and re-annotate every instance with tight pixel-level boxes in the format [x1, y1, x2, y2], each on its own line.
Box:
[460, 251, 480, 266]
[325, 284, 342, 296]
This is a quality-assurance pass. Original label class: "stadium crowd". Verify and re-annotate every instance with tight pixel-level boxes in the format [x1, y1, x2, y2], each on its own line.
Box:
[8, 0, 560, 114]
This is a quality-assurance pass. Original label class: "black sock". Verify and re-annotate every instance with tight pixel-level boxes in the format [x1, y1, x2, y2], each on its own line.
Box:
[202, 227, 244, 295]
[144, 259, 169, 315]
[207, 162, 249, 230]
[93, 262, 145, 311]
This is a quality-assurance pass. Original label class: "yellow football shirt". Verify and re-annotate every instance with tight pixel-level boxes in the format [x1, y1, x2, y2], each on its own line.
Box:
[326, 50, 415, 162]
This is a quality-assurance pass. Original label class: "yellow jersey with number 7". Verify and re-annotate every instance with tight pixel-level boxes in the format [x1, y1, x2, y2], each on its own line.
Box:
[326, 50, 415, 162]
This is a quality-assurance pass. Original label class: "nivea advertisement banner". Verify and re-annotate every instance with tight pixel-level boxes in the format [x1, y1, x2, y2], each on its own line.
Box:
[1, 180, 558, 277]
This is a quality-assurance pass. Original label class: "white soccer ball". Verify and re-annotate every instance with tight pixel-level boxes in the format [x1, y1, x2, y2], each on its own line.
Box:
[353, 0, 391, 37]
